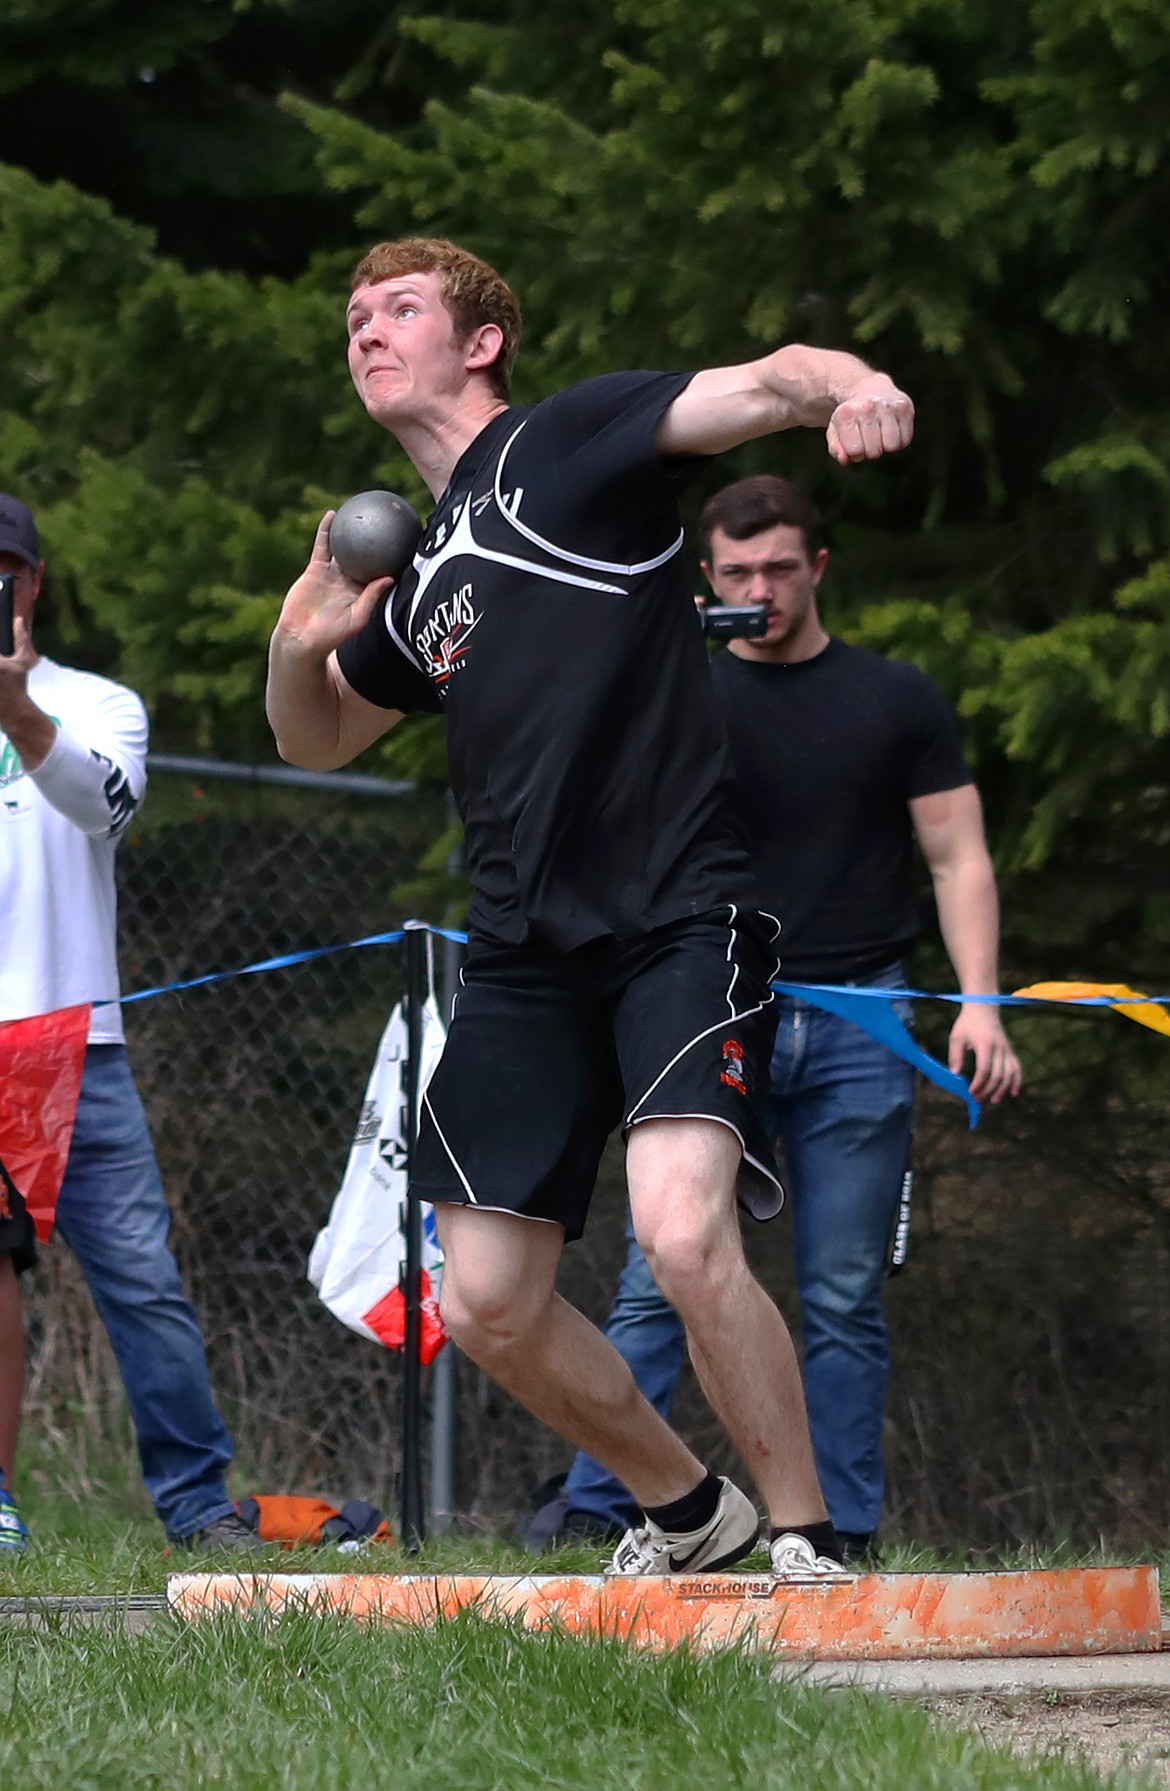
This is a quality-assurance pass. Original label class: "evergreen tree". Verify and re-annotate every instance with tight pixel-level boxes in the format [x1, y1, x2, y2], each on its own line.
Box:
[2, 0, 1169, 1005]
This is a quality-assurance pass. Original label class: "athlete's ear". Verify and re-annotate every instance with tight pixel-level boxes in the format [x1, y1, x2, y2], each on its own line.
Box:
[463, 323, 505, 376]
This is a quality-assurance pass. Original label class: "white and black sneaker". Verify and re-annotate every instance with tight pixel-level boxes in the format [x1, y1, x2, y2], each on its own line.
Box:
[769, 1531, 854, 1582]
[603, 1477, 759, 1577]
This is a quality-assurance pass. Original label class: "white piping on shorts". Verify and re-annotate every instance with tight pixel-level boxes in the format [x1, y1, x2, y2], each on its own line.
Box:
[724, 902, 740, 1016]
[422, 1089, 478, 1203]
[624, 904, 774, 1124]
[420, 1091, 561, 1226]
[440, 1203, 560, 1228]
[626, 1109, 784, 1218]
[623, 996, 772, 1125]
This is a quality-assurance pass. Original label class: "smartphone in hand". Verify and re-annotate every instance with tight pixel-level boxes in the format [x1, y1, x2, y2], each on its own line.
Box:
[0, 573, 14, 656]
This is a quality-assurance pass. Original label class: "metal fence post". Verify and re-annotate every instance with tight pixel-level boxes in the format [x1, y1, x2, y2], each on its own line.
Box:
[429, 811, 463, 1533]
[400, 921, 427, 1551]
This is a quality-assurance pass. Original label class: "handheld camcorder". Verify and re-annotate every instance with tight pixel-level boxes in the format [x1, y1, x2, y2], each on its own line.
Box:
[698, 600, 768, 642]
[0, 573, 14, 656]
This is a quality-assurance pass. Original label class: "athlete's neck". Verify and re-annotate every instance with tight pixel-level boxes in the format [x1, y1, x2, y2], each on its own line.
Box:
[393, 394, 511, 499]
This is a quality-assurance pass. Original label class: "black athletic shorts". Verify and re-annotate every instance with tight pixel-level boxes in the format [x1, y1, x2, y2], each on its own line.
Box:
[0, 1157, 37, 1276]
[413, 905, 784, 1241]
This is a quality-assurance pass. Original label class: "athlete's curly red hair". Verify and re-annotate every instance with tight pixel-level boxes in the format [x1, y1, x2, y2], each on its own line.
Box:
[351, 237, 522, 400]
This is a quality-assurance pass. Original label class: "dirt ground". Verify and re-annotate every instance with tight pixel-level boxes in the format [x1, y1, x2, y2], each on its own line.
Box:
[923, 1694, 1170, 1785]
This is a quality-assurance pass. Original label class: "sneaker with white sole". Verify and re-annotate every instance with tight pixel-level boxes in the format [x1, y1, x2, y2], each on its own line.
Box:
[603, 1477, 759, 1577]
[769, 1531, 854, 1581]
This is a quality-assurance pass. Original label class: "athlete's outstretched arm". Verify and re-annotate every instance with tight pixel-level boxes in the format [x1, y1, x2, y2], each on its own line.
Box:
[655, 346, 914, 464]
[267, 512, 402, 770]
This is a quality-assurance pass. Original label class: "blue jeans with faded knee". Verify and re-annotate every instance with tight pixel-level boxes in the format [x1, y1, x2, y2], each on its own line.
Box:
[563, 965, 916, 1537]
[52, 1044, 236, 1540]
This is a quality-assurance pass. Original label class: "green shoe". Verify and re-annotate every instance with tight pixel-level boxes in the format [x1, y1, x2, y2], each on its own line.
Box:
[0, 1467, 29, 1555]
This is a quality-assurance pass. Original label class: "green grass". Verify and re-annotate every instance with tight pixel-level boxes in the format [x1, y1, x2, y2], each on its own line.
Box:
[0, 1445, 1164, 1788]
[0, 1610, 1147, 1791]
[3, 1426, 1168, 1596]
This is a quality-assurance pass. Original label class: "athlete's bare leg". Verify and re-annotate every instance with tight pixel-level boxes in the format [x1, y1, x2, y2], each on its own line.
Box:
[0, 1254, 25, 1486]
[435, 1205, 706, 1508]
[626, 1116, 827, 1527]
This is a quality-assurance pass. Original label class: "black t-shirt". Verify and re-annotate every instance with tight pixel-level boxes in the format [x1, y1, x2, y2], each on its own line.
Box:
[338, 372, 755, 950]
[709, 640, 972, 981]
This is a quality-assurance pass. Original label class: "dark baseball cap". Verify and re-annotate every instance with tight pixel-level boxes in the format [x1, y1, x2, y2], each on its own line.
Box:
[0, 495, 40, 571]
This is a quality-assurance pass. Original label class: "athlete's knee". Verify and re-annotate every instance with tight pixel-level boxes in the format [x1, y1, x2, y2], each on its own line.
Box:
[438, 1262, 551, 1363]
[439, 1287, 545, 1365]
[636, 1206, 740, 1317]
[434, 1208, 560, 1360]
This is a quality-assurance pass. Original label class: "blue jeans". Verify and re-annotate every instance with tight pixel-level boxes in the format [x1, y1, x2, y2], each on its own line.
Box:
[52, 1045, 236, 1540]
[563, 964, 916, 1537]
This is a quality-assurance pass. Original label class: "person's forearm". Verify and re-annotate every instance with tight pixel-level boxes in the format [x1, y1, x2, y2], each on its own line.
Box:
[0, 688, 56, 771]
[30, 728, 143, 836]
[655, 348, 911, 458]
[266, 628, 349, 770]
[931, 855, 1002, 994]
[754, 345, 890, 432]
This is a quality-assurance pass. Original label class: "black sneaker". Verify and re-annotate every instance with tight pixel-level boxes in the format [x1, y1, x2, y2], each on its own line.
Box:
[838, 1529, 881, 1569]
[187, 1511, 269, 1555]
[517, 1474, 570, 1551]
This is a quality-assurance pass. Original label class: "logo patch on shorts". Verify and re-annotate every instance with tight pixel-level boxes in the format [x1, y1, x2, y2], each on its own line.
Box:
[720, 1038, 748, 1095]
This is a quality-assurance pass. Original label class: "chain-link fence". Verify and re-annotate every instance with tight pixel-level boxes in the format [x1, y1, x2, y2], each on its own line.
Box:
[19, 754, 1170, 1549]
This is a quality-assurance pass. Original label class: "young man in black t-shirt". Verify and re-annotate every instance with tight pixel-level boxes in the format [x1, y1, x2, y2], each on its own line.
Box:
[266, 238, 915, 1579]
[553, 475, 1022, 1562]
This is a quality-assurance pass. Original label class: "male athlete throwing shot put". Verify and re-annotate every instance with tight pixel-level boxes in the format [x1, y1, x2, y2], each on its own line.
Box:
[267, 238, 914, 1578]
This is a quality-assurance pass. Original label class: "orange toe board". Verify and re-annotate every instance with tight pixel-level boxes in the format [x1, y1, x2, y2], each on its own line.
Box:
[166, 1566, 1161, 1658]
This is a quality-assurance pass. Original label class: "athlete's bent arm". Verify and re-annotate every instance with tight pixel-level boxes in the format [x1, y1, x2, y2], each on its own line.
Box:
[267, 513, 402, 769]
[911, 783, 1023, 1105]
[655, 346, 914, 465]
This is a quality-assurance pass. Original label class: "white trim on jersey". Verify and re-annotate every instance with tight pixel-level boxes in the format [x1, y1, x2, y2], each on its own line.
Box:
[493, 421, 685, 576]
[385, 599, 426, 675]
[381, 409, 687, 672]
[393, 484, 629, 658]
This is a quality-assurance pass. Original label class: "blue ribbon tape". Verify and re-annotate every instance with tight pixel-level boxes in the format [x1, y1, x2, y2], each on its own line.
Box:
[774, 980, 981, 1128]
[109, 929, 408, 1007]
[102, 919, 1170, 1127]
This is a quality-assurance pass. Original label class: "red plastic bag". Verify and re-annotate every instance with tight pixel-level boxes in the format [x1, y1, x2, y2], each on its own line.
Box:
[0, 1005, 90, 1239]
[361, 1268, 447, 1363]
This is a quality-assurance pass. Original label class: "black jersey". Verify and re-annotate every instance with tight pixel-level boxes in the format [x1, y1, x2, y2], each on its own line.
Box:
[338, 371, 756, 950]
[710, 641, 972, 982]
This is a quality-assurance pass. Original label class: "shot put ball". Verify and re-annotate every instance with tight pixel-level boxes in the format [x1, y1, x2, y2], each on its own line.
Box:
[330, 490, 424, 583]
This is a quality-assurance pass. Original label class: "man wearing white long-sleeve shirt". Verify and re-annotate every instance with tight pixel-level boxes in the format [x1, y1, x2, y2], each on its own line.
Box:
[0, 494, 258, 1553]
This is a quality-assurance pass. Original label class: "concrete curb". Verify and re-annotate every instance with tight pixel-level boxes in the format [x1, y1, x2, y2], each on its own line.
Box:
[166, 1566, 1162, 1658]
[0, 1594, 167, 1634]
[784, 1653, 1170, 1693]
